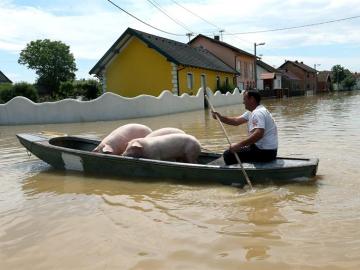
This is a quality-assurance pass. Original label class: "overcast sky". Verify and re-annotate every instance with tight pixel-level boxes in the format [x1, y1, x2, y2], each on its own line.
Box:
[1, 0, 360, 83]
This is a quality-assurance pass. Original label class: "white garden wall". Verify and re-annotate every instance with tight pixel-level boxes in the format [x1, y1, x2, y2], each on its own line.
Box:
[0, 88, 243, 125]
[206, 88, 243, 108]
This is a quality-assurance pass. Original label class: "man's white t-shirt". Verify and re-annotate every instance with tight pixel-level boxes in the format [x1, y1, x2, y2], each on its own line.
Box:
[241, 105, 278, 150]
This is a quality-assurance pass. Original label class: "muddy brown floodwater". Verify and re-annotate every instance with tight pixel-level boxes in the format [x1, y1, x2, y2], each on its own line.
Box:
[1, 91, 359, 269]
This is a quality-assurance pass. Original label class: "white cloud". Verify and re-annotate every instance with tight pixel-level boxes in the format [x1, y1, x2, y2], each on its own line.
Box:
[1, 0, 360, 82]
[1, 0, 360, 55]
[263, 55, 359, 72]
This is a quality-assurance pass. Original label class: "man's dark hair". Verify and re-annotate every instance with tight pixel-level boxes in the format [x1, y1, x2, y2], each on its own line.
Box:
[245, 90, 261, 104]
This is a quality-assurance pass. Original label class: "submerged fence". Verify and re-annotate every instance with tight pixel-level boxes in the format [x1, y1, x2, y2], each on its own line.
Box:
[0, 88, 243, 125]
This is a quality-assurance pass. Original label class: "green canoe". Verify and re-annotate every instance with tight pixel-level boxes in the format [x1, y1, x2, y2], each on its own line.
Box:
[16, 133, 319, 187]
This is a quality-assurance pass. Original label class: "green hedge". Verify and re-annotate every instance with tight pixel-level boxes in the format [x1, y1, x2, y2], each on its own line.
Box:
[0, 79, 102, 103]
[218, 81, 236, 94]
[73, 79, 102, 100]
[0, 82, 38, 103]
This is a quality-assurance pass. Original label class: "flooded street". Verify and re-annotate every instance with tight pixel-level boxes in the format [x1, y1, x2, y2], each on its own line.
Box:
[1, 91, 360, 269]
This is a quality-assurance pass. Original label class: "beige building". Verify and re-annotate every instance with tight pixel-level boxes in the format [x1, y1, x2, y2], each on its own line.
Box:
[189, 35, 255, 90]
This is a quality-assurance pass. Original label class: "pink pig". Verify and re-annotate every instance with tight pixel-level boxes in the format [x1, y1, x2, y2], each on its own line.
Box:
[122, 133, 201, 163]
[93, 123, 152, 155]
[146, 127, 185, 138]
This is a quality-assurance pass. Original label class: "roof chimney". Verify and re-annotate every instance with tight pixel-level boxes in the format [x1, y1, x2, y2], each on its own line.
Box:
[301, 61, 303, 64]
[295, 60, 298, 63]
[214, 35, 220, 40]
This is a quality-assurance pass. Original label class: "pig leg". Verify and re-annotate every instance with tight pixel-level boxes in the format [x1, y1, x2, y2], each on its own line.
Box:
[183, 153, 198, 164]
[102, 144, 114, 154]
[183, 144, 200, 163]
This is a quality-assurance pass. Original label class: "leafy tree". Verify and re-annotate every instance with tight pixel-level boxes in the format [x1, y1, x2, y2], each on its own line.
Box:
[18, 39, 77, 96]
[331, 65, 347, 84]
[342, 73, 356, 90]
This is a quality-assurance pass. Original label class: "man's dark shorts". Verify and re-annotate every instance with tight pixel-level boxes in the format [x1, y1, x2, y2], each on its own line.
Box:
[223, 144, 277, 165]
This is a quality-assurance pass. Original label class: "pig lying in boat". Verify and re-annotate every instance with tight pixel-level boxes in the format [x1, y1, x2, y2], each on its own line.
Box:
[93, 123, 152, 155]
[122, 133, 201, 163]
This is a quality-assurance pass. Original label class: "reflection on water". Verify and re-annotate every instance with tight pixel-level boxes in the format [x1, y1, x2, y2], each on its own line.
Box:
[1, 91, 360, 269]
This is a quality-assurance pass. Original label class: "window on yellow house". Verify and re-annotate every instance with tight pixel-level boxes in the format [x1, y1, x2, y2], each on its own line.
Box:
[201, 74, 206, 90]
[187, 73, 193, 89]
[225, 77, 229, 88]
[216, 76, 220, 90]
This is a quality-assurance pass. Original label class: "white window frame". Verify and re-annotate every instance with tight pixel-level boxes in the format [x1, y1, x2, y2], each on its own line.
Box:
[236, 60, 241, 72]
[187, 72, 193, 89]
[201, 74, 207, 90]
[216, 76, 220, 90]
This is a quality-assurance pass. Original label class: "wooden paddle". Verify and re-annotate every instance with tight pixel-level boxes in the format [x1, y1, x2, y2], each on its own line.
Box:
[205, 95, 253, 190]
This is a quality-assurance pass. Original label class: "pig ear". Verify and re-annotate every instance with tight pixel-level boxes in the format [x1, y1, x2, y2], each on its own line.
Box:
[130, 141, 143, 149]
[102, 144, 114, 154]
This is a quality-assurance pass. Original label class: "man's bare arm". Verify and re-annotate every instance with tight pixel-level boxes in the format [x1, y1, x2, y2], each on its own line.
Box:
[211, 111, 247, 126]
[230, 128, 265, 152]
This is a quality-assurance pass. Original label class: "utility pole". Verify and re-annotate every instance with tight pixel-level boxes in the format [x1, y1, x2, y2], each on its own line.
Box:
[186, 33, 194, 42]
[219, 29, 225, 41]
[314, 64, 320, 93]
[254, 42, 265, 89]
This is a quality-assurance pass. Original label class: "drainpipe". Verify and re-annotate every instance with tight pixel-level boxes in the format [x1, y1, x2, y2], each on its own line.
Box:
[176, 69, 180, 96]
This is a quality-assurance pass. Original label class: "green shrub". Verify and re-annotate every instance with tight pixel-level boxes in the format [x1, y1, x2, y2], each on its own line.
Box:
[58, 81, 75, 99]
[74, 79, 102, 100]
[0, 83, 12, 92]
[218, 81, 235, 94]
[0, 83, 13, 103]
[12, 82, 39, 102]
[0, 83, 12, 103]
[0, 82, 38, 103]
[73, 80, 85, 97]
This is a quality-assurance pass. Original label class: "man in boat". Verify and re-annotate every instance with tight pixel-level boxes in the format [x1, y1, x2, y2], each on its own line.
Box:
[211, 89, 278, 165]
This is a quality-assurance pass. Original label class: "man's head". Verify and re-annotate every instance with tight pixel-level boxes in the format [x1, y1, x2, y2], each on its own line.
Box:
[243, 90, 261, 111]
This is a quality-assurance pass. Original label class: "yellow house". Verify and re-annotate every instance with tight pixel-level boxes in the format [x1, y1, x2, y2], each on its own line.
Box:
[90, 28, 238, 97]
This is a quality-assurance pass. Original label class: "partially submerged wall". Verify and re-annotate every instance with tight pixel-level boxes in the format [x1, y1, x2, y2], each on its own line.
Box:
[0, 88, 243, 125]
[206, 88, 242, 108]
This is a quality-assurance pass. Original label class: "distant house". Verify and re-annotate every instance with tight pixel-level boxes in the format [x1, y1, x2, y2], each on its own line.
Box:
[256, 60, 282, 91]
[188, 34, 255, 90]
[353, 72, 360, 90]
[0, 70, 12, 84]
[317, 71, 332, 92]
[89, 28, 237, 97]
[278, 69, 301, 95]
[278, 60, 317, 93]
